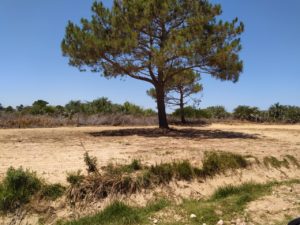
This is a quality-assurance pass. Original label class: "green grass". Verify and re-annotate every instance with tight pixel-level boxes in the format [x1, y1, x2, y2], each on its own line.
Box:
[263, 156, 290, 169]
[66, 170, 84, 186]
[58, 179, 300, 225]
[173, 161, 194, 181]
[0, 167, 42, 212]
[41, 183, 66, 200]
[104, 159, 142, 175]
[200, 151, 248, 177]
[285, 155, 300, 168]
[58, 199, 169, 225]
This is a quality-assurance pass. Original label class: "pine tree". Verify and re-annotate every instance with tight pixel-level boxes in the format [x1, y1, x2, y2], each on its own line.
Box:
[62, 0, 244, 128]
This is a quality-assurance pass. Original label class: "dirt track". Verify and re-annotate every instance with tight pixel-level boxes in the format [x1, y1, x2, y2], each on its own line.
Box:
[0, 123, 300, 183]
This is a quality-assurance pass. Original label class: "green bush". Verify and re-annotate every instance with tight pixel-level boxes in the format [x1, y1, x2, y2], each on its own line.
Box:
[150, 163, 174, 184]
[174, 161, 194, 181]
[201, 151, 248, 177]
[66, 170, 84, 186]
[204, 106, 230, 119]
[233, 105, 261, 121]
[0, 167, 42, 212]
[84, 152, 99, 174]
[41, 184, 65, 200]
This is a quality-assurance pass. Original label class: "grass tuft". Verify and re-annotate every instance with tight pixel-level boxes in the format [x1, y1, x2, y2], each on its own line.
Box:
[104, 159, 142, 175]
[263, 156, 289, 169]
[212, 182, 271, 200]
[66, 170, 84, 186]
[58, 199, 169, 225]
[84, 152, 99, 174]
[41, 183, 66, 200]
[0, 167, 42, 212]
[285, 155, 300, 168]
[173, 161, 194, 181]
[201, 151, 248, 177]
[149, 163, 174, 184]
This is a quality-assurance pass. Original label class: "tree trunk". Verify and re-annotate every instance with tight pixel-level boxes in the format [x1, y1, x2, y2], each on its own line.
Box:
[155, 85, 169, 129]
[179, 89, 186, 124]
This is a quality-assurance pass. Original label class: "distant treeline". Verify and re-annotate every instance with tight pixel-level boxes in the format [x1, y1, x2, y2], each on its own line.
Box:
[173, 103, 300, 123]
[0, 99, 300, 128]
[0, 98, 156, 117]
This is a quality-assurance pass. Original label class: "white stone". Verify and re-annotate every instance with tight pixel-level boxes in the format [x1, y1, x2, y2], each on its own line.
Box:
[153, 218, 158, 224]
[190, 214, 197, 218]
[217, 220, 224, 225]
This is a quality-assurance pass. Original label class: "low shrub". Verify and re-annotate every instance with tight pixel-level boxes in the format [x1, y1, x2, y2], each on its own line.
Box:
[173, 161, 194, 181]
[212, 182, 270, 200]
[285, 155, 300, 168]
[149, 163, 174, 184]
[201, 151, 248, 177]
[66, 170, 84, 186]
[0, 167, 42, 212]
[84, 152, 99, 174]
[263, 156, 289, 168]
[104, 159, 142, 175]
[41, 184, 66, 200]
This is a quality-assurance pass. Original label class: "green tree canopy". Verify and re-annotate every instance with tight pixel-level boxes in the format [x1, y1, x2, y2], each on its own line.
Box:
[62, 0, 244, 128]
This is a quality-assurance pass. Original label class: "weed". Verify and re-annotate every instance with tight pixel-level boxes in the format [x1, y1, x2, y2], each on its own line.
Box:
[66, 170, 84, 186]
[58, 199, 169, 225]
[129, 159, 142, 171]
[0, 167, 42, 212]
[41, 184, 66, 200]
[212, 182, 272, 200]
[150, 163, 174, 184]
[201, 151, 248, 176]
[173, 161, 194, 181]
[263, 156, 289, 168]
[136, 171, 152, 188]
[84, 152, 99, 174]
[104, 159, 142, 175]
[285, 155, 300, 168]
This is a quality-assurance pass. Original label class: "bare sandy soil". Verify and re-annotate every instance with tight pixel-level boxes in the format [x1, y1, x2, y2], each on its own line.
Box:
[0, 123, 300, 183]
[1, 123, 300, 224]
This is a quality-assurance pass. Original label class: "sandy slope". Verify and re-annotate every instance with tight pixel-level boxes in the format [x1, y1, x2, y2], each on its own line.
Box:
[0, 124, 300, 183]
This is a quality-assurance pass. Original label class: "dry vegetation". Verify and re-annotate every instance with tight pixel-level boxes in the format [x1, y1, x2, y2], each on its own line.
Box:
[0, 123, 300, 224]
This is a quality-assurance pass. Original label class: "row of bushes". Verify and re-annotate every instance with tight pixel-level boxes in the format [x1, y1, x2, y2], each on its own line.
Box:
[1, 100, 300, 125]
[173, 103, 300, 123]
[0, 151, 249, 213]
[1, 152, 299, 214]
[0, 98, 156, 117]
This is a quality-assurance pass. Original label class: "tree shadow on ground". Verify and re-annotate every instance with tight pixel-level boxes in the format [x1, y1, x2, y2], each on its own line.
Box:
[88, 128, 258, 140]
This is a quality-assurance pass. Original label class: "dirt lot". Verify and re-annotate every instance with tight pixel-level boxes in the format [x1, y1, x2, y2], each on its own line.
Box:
[1, 123, 300, 184]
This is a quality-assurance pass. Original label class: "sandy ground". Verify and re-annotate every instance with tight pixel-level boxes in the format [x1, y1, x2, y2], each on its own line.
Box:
[1, 123, 300, 224]
[0, 123, 300, 183]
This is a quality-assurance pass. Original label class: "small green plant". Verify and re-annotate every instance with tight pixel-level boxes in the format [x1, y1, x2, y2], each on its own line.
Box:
[150, 163, 174, 184]
[136, 171, 152, 188]
[84, 152, 99, 174]
[104, 159, 142, 175]
[129, 159, 142, 171]
[59, 201, 141, 225]
[201, 151, 248, 177]
[212, 182, 271, 200]
[285, 155, 300, 168]
[41, 184, 65, 200]
[0, 167, 42, 212]
[263, 156, 289, 169]
[66, 170, 84, 186]
[173, 161, 194, 181]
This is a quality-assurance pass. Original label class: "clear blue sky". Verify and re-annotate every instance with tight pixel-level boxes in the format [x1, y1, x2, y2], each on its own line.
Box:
[0, 0, 299, 111]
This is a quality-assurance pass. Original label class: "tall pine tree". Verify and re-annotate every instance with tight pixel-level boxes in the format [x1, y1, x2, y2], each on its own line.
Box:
[62, 0, 244, 128]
